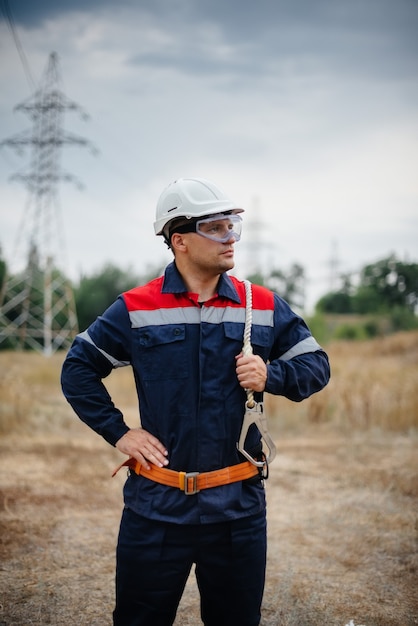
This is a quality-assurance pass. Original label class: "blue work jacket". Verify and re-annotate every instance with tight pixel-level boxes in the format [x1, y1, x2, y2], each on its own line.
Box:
[61, 262, 330, 524]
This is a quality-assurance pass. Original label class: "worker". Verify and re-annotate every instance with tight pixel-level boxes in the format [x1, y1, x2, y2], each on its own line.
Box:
[61, 177, 330, 626]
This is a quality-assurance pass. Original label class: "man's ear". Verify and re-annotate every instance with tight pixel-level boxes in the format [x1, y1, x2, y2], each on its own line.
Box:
[170, 232, 188, 252]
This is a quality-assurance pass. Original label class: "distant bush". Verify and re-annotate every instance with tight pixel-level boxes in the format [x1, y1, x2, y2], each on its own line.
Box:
[307, 311, 417, 343]
[334, 323, 367, 341]
[389, 306, 418, 332]
[306, 312, 329, 345]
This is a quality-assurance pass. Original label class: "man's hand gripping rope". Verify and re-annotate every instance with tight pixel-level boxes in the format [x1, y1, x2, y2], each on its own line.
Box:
[235, 280, 276, 468]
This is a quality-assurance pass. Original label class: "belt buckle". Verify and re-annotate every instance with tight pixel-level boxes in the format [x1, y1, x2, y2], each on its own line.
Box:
[183, 471, 199, 495]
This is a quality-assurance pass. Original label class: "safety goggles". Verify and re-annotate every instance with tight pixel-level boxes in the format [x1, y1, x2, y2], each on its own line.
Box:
[172, 214, 242, 243]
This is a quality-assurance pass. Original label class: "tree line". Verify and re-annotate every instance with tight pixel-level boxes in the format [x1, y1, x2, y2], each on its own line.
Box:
[314, 255, 418, 339]
[0, 247, 417, 346]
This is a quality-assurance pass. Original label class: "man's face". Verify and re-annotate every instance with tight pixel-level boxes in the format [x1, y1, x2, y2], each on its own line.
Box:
[179, 223, 238, 275]
[170, 213, 242, 275]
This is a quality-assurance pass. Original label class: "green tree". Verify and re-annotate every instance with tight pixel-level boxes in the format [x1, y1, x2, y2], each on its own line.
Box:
[0, 245, 6, 293]
[74, 262, 163, 331]
[316, 273, 354, 314]
[316, 255, 418, 316]
[356, 255, 418, 313]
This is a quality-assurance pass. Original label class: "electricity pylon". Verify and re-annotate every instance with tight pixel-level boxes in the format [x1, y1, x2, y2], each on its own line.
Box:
[0, 51, 94, 355]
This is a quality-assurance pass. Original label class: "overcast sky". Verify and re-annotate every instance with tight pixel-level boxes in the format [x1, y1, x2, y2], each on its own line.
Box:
[1, 0, 417, 312]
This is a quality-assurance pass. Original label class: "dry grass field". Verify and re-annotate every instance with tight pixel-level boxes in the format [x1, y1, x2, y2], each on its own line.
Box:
[0, 331, 417, 625]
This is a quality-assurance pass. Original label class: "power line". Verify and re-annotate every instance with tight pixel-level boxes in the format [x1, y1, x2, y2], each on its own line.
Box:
[1, 0, 36, 92]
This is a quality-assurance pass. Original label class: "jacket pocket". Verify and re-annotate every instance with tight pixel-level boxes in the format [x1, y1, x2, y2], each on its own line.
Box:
[134, 325, 188, 380]
[224, 322, 272, 357]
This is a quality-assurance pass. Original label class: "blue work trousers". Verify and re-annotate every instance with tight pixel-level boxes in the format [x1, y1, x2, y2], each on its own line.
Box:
[113, 507, 267, 626]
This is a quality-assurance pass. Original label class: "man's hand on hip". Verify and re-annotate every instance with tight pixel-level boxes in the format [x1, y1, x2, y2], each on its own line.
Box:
[116, 428, 169, 470]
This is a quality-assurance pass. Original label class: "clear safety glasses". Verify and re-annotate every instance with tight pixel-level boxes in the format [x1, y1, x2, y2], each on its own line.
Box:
[170, 213, 243, 243]
[195, 214, 242, 242]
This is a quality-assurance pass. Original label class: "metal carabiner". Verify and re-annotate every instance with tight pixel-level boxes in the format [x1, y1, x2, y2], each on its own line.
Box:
[236, 400, 277, 467]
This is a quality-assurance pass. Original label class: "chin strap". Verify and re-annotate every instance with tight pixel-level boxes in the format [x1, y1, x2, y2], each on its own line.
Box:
[236, 280, 276, 467]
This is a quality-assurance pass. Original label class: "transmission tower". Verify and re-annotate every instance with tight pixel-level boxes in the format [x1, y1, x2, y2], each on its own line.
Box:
[327, 239, 341, 292]
[0, 52, 94, 355]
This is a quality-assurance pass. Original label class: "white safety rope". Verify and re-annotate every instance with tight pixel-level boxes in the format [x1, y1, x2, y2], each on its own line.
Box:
[242, 279, 255, 408]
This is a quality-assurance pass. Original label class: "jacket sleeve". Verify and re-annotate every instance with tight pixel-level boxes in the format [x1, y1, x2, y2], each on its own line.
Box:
[264, 294, 330, 401]
[61, 297, 133, 446]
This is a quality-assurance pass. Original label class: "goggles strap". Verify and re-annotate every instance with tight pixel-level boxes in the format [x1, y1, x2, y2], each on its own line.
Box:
[170, 221, 198, 237]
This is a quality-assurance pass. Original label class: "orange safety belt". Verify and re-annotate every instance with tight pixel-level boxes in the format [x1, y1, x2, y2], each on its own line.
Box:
[112, 457, 262, 495]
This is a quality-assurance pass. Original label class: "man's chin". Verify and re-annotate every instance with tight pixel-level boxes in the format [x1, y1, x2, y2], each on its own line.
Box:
[222, 259, 235, 272]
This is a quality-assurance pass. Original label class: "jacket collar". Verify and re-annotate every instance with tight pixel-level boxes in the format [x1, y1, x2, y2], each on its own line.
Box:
[162, 261, 241, 304]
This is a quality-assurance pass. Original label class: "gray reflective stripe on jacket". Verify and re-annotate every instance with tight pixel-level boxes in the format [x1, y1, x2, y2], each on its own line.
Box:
[77, 329, 130, 368]
[128, 306, 274, 328]
[279, 336, 322, 361]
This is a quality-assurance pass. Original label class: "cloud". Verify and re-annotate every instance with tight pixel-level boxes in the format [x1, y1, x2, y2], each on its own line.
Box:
[0, 0, 417, 313]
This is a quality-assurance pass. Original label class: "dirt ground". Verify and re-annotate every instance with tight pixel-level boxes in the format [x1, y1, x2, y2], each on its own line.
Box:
[0, 421, 417, 626]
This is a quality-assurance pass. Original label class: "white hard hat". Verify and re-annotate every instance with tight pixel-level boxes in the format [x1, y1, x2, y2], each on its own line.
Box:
[154, 178, 243, 237]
